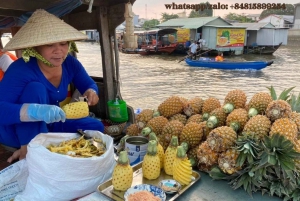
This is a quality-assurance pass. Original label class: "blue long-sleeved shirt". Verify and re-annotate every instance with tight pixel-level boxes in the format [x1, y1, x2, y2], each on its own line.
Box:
[0, 55, 98, 125]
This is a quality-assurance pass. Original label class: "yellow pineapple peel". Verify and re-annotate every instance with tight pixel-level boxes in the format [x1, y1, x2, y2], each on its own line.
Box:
[62, 101, 89, 119]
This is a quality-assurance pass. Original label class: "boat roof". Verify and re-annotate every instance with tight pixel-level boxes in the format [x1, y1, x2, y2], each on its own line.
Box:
[0, 0, 135, 33]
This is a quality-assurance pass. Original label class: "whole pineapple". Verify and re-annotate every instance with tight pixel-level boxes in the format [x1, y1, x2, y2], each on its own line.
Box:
[158, 96, 184, 118]
[223, 89, 247, 114]
[183, 97, 204, 117]
[226, 108, 248, 133]
[206, 108, 227, 129]
[206, 126, 237, 153]
[112, 151, 133, 191]
[141, 116, 168, 137]
[269, 118, 298, 143]
[187, 114, 203, 124]
[266, 100, 292, 122]
[62, 101, 89, 119]
[164, 136, 179, 175]
[142, 140, 161, 180]
[173, 146, 193, 185]
[169, 113, 187, 125]
[202, 97, 221, 120]
[242, 115, 271, 140]
[149, 132, 165, 169]
[126, 124, 140, 136]
[289, 112, 300, 134]
[136, 109, 154, 129]
[218, 148, 241, 175]
[197, 141, 219, 172]
[179, 122, 204, 149]
[161, 120, 184, 150]
[187, 146, 199, 167]
[247, 92, 273, 118]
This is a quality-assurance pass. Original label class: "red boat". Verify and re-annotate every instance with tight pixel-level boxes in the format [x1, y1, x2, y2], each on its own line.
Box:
[137, 28, 178, 55]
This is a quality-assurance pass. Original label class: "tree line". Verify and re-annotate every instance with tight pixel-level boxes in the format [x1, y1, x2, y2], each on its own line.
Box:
[142, 2, 295, 29]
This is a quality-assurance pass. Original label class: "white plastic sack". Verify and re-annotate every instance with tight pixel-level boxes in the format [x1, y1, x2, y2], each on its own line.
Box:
[0, 160, 28, 201]
[14, 130, 116, 201]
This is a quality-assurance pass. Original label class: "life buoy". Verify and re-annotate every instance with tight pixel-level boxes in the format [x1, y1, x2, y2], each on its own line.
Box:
[177, 44, 184, 51]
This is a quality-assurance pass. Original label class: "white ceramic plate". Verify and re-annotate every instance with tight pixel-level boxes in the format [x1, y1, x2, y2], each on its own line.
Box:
[158, 179, 181, 194]
[124, 184, 166, 201]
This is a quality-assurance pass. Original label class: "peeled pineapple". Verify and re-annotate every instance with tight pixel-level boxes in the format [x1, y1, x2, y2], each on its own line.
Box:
[164, 136, 179, 175]
[173, 146, 193, 185]
[149, 132, 165, 169]
[112, 151, 133, 191]
[61, 101, 89, 119]
[142, 140, 161, 180]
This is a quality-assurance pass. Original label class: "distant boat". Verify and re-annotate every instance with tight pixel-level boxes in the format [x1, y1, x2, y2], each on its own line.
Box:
[185, 58, 273, 70]
[245, 42, 282, 55]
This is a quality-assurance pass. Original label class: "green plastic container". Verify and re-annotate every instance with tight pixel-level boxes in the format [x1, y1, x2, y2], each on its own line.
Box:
[107, 99, 128, 122]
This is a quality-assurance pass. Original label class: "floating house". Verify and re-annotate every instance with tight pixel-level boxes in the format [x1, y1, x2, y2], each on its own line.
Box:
[156, 17, 247, 55]
[232, 22, 288, 54]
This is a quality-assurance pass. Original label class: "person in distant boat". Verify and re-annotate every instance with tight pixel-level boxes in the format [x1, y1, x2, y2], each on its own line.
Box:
[215, 52, 224, 62]
[0, 9, 104, 163]
[0, 51, 17, 81]
[189, 40, 198, 60]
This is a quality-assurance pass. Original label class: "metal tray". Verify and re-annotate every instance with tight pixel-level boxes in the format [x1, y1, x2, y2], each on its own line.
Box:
[97, 162, 201, 201]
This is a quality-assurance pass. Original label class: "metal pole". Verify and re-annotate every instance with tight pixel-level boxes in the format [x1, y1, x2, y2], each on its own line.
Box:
[113, 29, 121, 99]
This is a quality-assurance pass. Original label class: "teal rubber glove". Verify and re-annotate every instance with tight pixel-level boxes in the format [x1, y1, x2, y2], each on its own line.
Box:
[20, 104, 66, 124]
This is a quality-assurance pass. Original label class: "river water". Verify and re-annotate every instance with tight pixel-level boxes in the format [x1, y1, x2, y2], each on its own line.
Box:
[76, 41, 300, 110]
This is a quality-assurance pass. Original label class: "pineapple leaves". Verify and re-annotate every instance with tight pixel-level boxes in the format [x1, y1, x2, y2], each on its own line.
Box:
[266, 86, 295, 101]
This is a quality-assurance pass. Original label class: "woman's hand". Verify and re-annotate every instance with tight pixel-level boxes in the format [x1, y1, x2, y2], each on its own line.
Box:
[7, 145, 27, 163]
[83, 89, 99, 106]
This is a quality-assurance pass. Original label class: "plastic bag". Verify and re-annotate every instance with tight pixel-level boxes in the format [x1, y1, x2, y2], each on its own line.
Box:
[14, 130, 116, 201]
[0, 160, 28, 201]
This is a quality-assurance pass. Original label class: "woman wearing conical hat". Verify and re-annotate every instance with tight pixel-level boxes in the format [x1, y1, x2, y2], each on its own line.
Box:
[0, 9, 104, 162]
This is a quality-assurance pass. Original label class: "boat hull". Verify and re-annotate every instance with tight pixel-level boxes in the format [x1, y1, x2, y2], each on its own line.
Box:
[185, 59, 272, 70]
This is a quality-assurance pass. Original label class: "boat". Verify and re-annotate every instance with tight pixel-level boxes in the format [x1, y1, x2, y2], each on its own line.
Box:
[138, 28, 178, 55]
[185, 58, 273, 70]
[244, 42, 283, 55]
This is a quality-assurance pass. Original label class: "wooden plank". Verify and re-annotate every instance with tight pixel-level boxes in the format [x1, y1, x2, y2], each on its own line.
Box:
[97, 6, 116, 117]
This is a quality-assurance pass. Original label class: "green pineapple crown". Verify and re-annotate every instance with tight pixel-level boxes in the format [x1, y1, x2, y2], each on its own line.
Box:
[266, 86, 295, 101]
[288, 92, 300, 112]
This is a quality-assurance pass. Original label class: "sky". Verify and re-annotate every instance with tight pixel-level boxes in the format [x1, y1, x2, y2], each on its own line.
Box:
[132, 0, 299, 19]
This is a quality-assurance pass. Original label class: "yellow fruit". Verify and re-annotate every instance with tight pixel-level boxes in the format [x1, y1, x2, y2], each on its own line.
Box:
[161, 120, 184, 150]
[223, 89, 247, 114]
[158, 96, 184, 118]
[164, 136, 179, 175]
[112, 151, 133, 191]
[149, 132, 165, 169]
[62, 101, 89, 119]
[206, 126, 237, 153]
[142, 140, 161, 180]
[183, 97, 204, 116]
[226, 108, 249, 133]
[206, 108, 227, 129]
[197, 141, 219, 172]
[202, 97, 221, 120]
[136, 109, 154, 129]
[179, 122, 203, 149]
[248, 92, 273, 117]
[242, 115, 271, 140]
[269, 118, 298, 143]
[218, 148, 241, 175]
[266, 100, 292, 121]
[187, 114, 203, 124]
[173, 146, 193, 185]
[126, 124, 140, 136]
[169, 113, 188, 125]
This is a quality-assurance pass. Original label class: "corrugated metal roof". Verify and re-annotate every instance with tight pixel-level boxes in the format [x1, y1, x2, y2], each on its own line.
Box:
[157, 17, 221, 29]
[231, 22, 275, 30]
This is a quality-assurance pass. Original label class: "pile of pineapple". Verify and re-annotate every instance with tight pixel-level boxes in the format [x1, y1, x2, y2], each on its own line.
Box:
[123, 86, 300, 200]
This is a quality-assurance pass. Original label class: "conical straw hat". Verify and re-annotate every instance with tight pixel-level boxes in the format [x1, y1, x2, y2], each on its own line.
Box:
[4, 9, 88, 51]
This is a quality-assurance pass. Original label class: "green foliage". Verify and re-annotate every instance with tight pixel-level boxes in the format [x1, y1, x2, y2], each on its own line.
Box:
[142, 19, 160, 29]
[188, 2, 213, 18]
[288, 93, 300, 112]
[224, 13, 255, 22]
[260, 4, 295, 19]
[208, 134, 300, 200]
[161, 13, 179, 22]
[266, 86, 295, 100]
